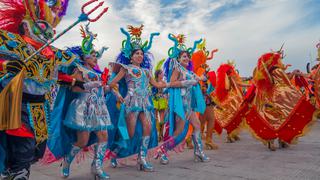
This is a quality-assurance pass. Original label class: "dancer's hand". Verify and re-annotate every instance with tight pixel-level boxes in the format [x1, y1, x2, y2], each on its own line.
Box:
[181, 80, 197, 87]
[74, 80, 85, 89]
[118, 96, 124, 103]
[103, 84, 110, 92]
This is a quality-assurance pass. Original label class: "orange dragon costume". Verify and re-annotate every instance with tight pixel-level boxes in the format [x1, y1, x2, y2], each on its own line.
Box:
[245, 51, 317, 151]
[213, 62, 249, 143]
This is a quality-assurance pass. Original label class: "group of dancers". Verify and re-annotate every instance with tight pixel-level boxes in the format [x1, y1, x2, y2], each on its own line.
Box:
[0, 1, 319, 180]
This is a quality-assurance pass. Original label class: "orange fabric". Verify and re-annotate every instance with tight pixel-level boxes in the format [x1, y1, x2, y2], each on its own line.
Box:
[191, 50, 207, 73]
[185, 124, 193, 140]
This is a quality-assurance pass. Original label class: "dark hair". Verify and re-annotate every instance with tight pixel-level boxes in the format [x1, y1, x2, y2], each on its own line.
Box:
[178, 51, 191, 59]
[18, 22, 26, 35]
[154, 69, 163, 80]
[116, 49, 153, 69]
[131, 49, 143, 58]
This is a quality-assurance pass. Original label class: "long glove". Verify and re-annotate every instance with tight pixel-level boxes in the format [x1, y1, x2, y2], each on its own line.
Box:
[180, 80, 197, 87]
[83, 81, 102, 91]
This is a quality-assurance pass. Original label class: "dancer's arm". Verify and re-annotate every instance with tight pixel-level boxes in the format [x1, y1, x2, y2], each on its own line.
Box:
[71, 68, 88, 93]
[169, 69, 197, 88]
[109, 67, 126, 88]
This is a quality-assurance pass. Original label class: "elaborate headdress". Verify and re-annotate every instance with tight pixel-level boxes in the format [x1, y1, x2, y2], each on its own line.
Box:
[0, 0, 69, 33]
[167, 33, 202, 59]
[253, 52, 283, 93]
[191, 38, 218, 75]
[116, 24, 159, 69]
[79, 23, 108, 59]
[216, 62, 238, 102]
[120, 24, 159, 58]
[164, 34, 202, 79]
[68, 24, 107, 72]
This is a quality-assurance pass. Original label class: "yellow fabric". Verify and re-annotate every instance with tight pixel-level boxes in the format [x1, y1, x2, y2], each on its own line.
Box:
[28, 102, 48, 144]
[0, 70, 25, 130]
[152, 97, 168, 110]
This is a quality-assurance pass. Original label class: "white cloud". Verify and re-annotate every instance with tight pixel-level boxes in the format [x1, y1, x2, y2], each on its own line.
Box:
[52, 0, 320, 76]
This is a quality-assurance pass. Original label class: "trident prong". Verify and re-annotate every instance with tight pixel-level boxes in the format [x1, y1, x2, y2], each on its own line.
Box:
[81, 0, 109, 22]
[24, 1, 109, 62]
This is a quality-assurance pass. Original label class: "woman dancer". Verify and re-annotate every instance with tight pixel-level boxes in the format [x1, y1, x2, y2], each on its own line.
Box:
[155, 34, 209, 165]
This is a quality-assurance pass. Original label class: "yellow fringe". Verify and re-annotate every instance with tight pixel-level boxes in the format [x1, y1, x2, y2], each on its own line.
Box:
[289, 109, 319, 144]
[243, 117, 269, 146]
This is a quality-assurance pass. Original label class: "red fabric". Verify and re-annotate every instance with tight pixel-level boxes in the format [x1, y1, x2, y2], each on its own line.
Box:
[244, 85, 256, 103]
[245, 106, 278, 140]
[6, 124, 34, 138]
[294, 76, 313, 94]
[101, 68, 110, 85]
[225, 103, 248, 134]
[208, 71, 216, 87]
[39, 0, 47, 21]
[278, 98, 315, 143]
[245, 97, 315, 143]
[58, 72, 73, 83]
[22, 35, 55, 60]
[0, 0, 26, 33]
[0, 59, 5, 71]
[214, 120, 223, 135]
[255, 53, 282, 94]
[216, 64, 235, 102]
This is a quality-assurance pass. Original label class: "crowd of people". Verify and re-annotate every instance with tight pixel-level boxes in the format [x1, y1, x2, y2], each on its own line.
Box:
[0, 1, 318, 180]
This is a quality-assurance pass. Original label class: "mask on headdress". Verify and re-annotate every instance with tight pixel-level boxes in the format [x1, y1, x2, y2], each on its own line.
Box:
[0, 0, 69, 43]
[191, 38, 218, 75]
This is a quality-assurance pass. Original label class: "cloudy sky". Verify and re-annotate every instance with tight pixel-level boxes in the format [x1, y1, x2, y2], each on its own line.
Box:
[53, 0, 320, 76]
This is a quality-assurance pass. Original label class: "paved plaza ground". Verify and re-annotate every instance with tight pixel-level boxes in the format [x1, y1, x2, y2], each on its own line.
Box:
[31, 121, 320, 180]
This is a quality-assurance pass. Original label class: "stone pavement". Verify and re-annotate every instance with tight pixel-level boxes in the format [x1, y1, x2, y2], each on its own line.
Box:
[31, 121, 320, 180]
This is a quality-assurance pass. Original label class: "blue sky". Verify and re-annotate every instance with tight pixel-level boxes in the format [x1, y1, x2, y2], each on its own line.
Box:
[54, 0, 320, 76]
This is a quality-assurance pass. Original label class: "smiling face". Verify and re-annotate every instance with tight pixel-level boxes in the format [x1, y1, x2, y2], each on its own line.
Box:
[84, 51, 98, 69]
[131, 49, 144, 66]
[178, 51, 191, 68]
